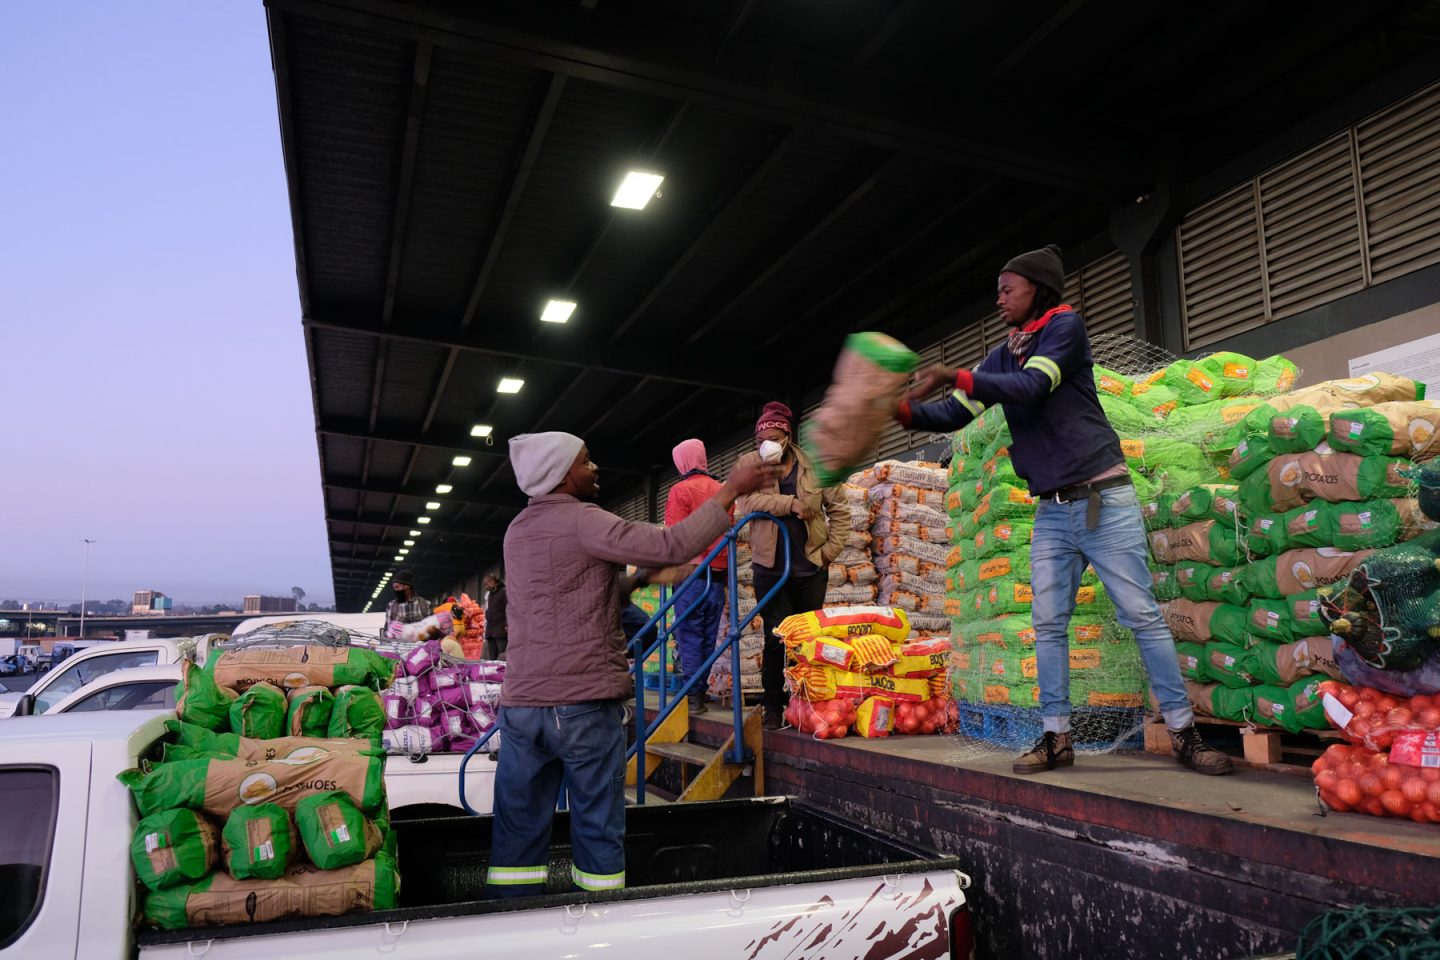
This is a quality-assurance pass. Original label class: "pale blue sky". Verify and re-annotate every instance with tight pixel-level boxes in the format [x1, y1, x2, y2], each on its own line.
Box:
[0, 3, 332, 605]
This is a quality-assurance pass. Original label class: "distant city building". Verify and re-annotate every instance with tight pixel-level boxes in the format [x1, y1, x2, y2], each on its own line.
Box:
[243, 595, 298, 614]
[132, 590, 170, 616]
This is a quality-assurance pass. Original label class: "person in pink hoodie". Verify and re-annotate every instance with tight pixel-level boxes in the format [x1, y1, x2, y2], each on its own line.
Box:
[664, 438, 734, 715]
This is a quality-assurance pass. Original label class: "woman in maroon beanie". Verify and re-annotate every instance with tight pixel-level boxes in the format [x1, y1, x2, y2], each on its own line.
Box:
[733, 401, 849, 729]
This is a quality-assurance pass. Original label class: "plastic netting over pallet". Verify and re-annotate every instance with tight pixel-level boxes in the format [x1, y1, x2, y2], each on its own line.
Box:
[944, 337, 1340, 760]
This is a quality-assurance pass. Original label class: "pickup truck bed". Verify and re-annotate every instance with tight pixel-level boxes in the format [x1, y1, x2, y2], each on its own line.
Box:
[138, 797, 967, 956]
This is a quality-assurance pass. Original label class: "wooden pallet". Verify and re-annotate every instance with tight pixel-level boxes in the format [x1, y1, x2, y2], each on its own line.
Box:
[1143, 718, 1344, 777]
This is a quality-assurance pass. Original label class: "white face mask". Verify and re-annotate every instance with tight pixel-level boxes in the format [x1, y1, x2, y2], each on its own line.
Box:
[758, 439, 786, 464]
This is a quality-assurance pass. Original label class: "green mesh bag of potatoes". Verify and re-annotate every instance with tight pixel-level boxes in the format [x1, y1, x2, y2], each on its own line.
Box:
[1175, 642, 1208, 682]
[222, 803, 297, 881]
[119, 751, 386, 820]
[1175, 562, 1250, 606]
[1328, 400, 1440, 458]
[296, 791, 383, 870]
[229, 681, 288, 740]
[175, 660, 237, 732]
[1266, 405, 1329, 454]
[1202, 642, 1261, 689]
[142, 853, 399, 931]
[130, 808, 219, 892]
[1212, 684, 1255, 723]
[328, 685, 387, 739]
[286, 685, 334, 737]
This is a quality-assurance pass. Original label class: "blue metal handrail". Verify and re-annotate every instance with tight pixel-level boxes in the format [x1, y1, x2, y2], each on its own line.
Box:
[630, 512, 791, 804]
[459, 511, 791, 814]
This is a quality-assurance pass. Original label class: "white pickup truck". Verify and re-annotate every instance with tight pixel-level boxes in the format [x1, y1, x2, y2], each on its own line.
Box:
[0, 712, 973, 959]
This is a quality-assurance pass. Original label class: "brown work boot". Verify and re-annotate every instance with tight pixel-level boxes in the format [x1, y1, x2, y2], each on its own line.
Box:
[688, 692, 708, 716]
[763, 706, 784, 730]
[1169, 725, 1234, 776]
[1012, 732, 1074, 774]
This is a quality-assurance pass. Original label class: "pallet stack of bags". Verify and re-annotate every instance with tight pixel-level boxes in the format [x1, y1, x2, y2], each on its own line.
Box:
[124, 649, 399, 930]
[1146, 369, 1434, 734]
[944, 406, 1148, 737]
[824, 475, 880, 607]
[861, 460, 952, 638]
[711, 524, 765, 702]
[777, 606, 955, 739]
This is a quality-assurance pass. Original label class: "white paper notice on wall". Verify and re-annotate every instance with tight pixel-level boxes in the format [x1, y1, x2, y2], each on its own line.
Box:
[1349, 330, 1440, 394]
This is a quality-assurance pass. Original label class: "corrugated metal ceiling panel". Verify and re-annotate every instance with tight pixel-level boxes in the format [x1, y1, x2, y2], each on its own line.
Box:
[393, 53, 545, 321]
[287, 16, 412, 313]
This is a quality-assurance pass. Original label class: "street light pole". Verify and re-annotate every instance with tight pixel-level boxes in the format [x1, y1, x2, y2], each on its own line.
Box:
[80, 539, 97, 639]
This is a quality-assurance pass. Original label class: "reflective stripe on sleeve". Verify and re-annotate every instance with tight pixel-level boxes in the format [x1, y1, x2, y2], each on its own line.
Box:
[950, 389, 985, 417]
[1024, 355, 1062, 391]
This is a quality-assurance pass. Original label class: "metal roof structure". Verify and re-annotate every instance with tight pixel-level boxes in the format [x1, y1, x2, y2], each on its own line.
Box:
[264, 0, 1440, 609]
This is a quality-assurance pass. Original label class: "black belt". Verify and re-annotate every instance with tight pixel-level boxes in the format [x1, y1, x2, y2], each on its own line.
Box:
[1039, 475, 1132, 529]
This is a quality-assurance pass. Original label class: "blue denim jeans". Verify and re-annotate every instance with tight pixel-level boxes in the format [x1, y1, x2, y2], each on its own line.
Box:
[673, 576, 727, 686]
[1031, 483, 1194, 734]
[487, 700, 626, 897]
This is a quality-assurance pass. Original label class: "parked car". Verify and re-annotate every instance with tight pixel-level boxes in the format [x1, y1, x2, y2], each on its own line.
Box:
[0, 638, 204, 719]
[0, 656, 19, 677]
[10, 665, 181, 715]
[0, 711, 973, 960]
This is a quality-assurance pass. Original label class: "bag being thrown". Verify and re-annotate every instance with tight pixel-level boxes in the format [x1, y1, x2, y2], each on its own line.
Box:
[801, 332, 921, 488]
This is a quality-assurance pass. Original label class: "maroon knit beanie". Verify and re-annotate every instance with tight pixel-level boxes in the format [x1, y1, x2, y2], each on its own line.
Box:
[755, 401, 793, 436]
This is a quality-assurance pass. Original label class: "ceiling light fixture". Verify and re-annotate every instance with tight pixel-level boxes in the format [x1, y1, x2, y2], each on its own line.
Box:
[452, 456, 472, 467]
[497, 377, 524, 394]
[541, 299, 576, 324]
[612, 171, 664, 210]
[425, 501, 441, 511]
[417, 517, 431, 524]
[403, 539, 415, 547]
[470, 424, 493, 438]
[435, 484, 453, 494]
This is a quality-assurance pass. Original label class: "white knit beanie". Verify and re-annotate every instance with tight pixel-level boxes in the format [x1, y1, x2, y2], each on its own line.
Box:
[509, 432, 585, 497]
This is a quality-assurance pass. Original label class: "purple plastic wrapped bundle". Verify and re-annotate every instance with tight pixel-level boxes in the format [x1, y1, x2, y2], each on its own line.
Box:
[447, 733, 480, 753]
[464, 681, 502, 708]
[469, 699, 498, 732]
[391, 676, 421, 703]
[436, 685, 468, 708]
[438, 705, 474, 741]
[402, 639, 443, 677]
[432, 669, 463, 691]
[413, 692, 443, 727]
[466, 661, 506, 684]
[381, 692, 409, 726]
[383, 724, 444, 755]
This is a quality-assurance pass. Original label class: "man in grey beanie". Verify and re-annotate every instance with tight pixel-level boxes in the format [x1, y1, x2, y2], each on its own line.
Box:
[487, 432, 778, 898]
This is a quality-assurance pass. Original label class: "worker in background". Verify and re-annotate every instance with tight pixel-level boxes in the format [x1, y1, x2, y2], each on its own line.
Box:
[734, 402, 850, 731]
[488, 431, 778, 898]
[895, 244, 1233, 777]
[385, 570, 432, 632]
[481, 571, 507, 661]
[664, 438, 734, 716]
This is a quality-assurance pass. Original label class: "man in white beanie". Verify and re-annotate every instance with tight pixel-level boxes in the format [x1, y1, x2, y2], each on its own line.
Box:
[487, 432, 777, 899]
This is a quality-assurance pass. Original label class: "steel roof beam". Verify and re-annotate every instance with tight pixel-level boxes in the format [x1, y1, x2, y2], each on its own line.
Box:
[267, 0, 1133, 194]
[318, 419, 649, 474]
[323, 479, 524, 511]
[303, 316, 772, 395]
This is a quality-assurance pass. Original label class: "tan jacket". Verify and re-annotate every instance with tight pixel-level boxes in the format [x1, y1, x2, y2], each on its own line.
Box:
[735, 447, 850, 571]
